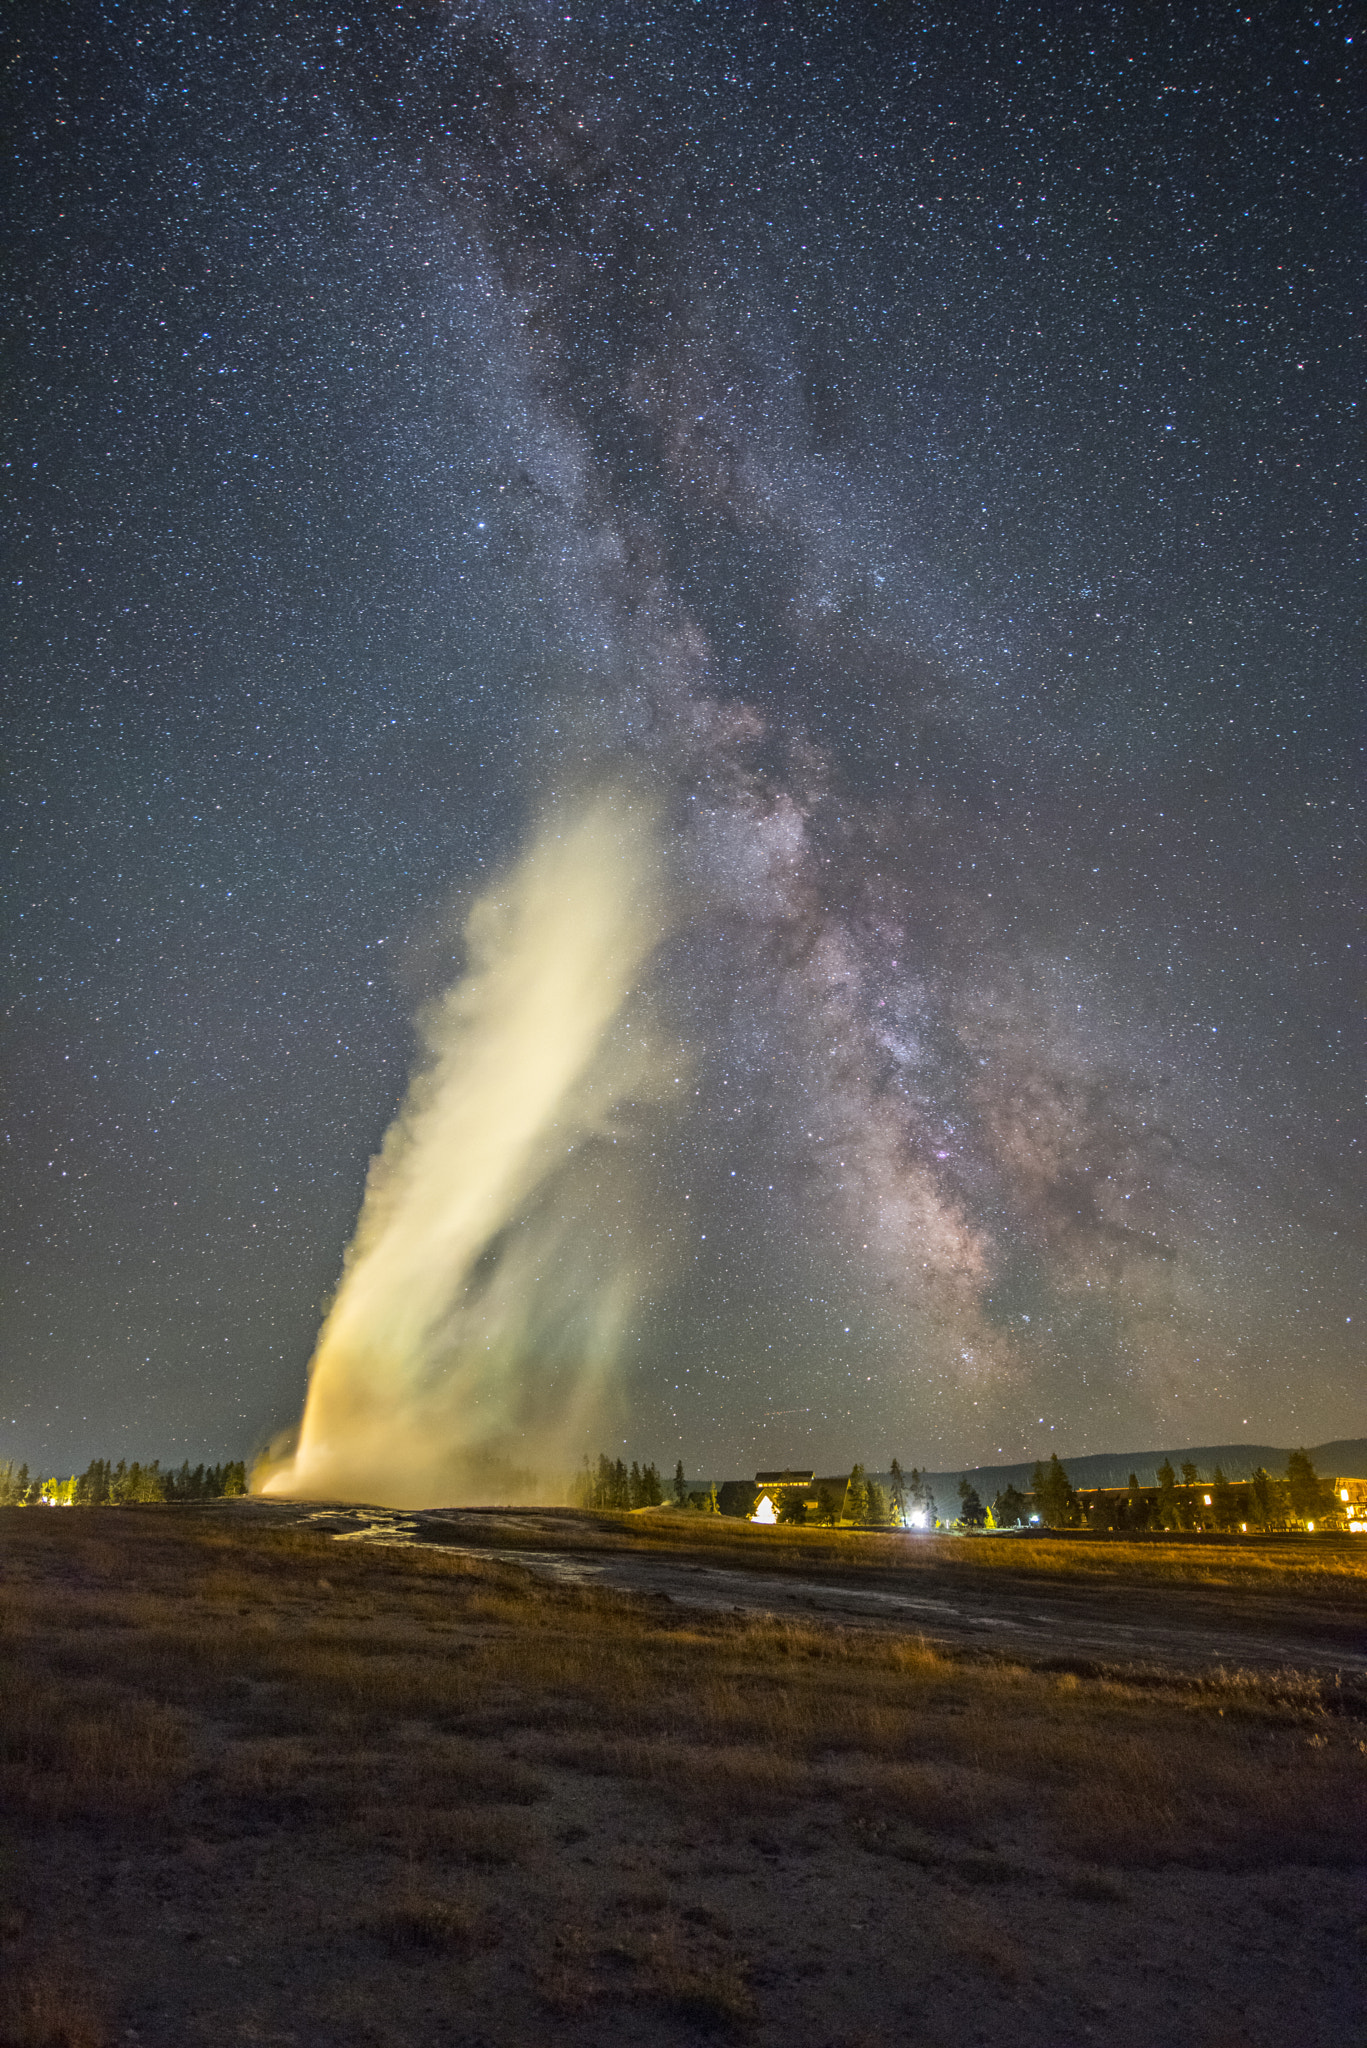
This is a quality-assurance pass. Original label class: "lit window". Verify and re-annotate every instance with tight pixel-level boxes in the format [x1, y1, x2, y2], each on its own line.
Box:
[1342, 1489, 1351, 1502]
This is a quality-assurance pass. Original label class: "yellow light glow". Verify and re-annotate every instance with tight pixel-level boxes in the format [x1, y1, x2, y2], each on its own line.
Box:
[1307, 1521, 1315, 1532]
[751, 1494, 777, 1525]
[1202, 1494, 1211, 1505]
[1342, 1489, 1350, 1502]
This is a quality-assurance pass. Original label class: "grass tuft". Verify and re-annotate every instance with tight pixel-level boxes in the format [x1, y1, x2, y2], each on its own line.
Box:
[366, 1891, 496, 1954]
[0, 1972, 106, 2048]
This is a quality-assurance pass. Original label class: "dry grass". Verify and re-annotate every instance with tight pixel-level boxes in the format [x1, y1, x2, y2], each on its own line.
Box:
[0, 1505, 1362, 2044]
[540, 1914, 755, 2029]
[536, 1506, 1367, 1592]
[1, 1509, 1362, 1872]
[365, 1888, 498, 1954]
[0, 1672, 188, 1818]
[0, 1971, 106, 2048]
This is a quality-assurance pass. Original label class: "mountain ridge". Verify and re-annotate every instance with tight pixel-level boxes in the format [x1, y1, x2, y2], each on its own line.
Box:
[878, 1438, 1367, 1500]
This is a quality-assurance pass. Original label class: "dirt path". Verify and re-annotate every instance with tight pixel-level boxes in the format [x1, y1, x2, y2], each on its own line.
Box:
[232, 1500, 1367, 1681]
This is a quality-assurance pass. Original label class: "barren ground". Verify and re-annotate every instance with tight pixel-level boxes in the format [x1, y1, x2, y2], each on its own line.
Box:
[1, 1502, 1363, 2048]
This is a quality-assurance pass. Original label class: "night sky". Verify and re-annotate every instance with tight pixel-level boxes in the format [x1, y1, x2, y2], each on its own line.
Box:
[5, 1, 1360, 1487]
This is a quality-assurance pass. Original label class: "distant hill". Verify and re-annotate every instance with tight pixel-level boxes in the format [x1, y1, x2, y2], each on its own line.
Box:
[883, 1438, 1367, 1501]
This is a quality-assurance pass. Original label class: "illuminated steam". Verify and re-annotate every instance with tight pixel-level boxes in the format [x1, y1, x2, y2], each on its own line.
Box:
[257, 787, 679, 1506]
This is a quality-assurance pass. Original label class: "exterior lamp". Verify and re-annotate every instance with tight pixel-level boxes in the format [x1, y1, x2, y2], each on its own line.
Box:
[1202, 1494, 1212, 1506]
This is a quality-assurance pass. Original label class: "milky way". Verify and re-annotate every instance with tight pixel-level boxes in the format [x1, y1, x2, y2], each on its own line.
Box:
[5, 3, 1359, 1481]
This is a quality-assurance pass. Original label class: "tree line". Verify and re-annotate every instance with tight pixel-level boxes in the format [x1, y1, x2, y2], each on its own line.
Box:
[987, 1448, 1346, 1532]
[0, 1458, 247, 1507]
[572, 1447, 1350, 1534]
[574, 1457, 941, 1527]
[570, 1455, 667, 1511]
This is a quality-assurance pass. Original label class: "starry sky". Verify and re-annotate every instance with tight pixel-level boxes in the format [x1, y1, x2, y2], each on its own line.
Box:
[5, 1, 1361, 1483]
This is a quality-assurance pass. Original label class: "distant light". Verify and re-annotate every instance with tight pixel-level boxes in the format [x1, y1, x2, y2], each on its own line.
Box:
[907, 1508, 929, 1530]
[751, 1494, 777, 1525]
[1341, 1489, 1350, 1502]
[1307, 1522, 1315, 1532]
[1203, 1494, 1212, 1506]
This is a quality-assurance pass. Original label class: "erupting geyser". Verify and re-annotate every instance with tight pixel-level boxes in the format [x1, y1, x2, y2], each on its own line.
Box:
[257, 787, 679, 1506]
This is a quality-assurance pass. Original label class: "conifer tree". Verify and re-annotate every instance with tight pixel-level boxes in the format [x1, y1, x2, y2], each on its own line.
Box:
[1031, 1454, 1081, 1529]
[1286, 1449, 1328, 1528]
[1250, 1466, 1276, 1529]
[1211, 1466, 1236, 1531]
[993, 1482, 1028, 1529]
[889, 1458, 907, 1526]
[673, 1459, 687, 1506]
[844, 1464, 869, 1526]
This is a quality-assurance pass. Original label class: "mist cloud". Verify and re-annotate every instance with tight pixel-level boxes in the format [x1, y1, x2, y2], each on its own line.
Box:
[258, 787, 679, 1505]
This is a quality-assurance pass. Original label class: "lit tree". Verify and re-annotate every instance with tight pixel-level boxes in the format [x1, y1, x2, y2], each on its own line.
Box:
[904, 1467, 934, 1527]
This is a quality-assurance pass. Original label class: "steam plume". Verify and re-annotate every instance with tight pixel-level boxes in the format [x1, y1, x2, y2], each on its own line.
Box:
[257, 787, 675, 1506]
